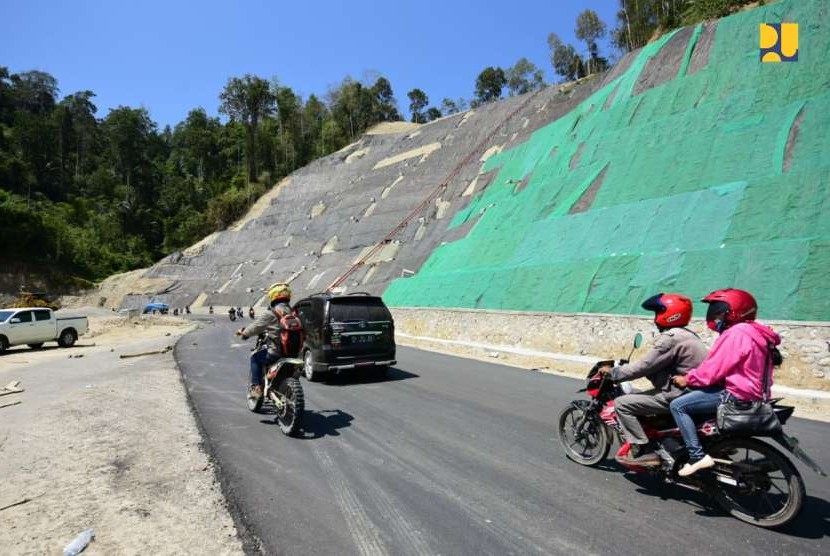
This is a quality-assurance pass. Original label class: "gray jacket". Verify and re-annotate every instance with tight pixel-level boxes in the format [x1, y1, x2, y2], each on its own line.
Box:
[241, 303, 292, 352]
[609, 327, 708, 399]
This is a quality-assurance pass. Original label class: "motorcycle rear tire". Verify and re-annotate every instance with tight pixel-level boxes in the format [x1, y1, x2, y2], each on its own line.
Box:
[558, 405, 610, 466]
[708, 437, 805, 528]
[276, 377, 304, 437]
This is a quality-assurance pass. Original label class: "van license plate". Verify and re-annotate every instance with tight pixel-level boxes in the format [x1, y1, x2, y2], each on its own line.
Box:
[353, 335, 374, 344]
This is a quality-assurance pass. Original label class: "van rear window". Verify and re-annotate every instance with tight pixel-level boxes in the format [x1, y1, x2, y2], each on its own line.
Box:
[329, 298, 391, 322]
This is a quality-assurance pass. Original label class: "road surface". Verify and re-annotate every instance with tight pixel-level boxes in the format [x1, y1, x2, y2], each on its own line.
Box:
[176, 317, 830, 555]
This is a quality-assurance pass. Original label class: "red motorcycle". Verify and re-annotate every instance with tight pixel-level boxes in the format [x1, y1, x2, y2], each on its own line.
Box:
[558, 334, 826, 529]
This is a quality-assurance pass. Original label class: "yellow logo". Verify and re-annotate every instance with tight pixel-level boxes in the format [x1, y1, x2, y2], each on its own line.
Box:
[760, 23, 798, 62]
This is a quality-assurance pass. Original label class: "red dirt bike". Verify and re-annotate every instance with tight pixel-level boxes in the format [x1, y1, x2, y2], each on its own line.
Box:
[558, 334, 826, 529]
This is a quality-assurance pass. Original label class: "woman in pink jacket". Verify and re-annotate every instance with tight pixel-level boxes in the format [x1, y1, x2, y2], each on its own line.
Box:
[670, 288, 780, 476]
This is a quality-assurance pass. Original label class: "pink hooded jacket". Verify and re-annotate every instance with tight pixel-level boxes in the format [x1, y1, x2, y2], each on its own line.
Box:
[686, 321, 781, 401]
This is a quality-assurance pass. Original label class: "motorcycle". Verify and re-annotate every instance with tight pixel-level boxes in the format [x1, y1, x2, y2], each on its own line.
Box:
[558, 333, 826, 529]
[246, 331, 305, 437]
[228, 310, 236, 322]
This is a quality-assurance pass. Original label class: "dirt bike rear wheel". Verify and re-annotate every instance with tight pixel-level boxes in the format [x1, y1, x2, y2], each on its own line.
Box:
[708, 437, 805, 528]
[558, 404, 610, 466]
[275, 377, 304, 437]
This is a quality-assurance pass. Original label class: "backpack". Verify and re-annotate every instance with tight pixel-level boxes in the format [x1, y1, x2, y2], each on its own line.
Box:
[279, 311, 304, 357]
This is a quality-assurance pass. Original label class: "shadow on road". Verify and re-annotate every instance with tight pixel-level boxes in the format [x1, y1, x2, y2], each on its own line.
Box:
[0, 344, 95, 356]
[777, 495, 830, 539]
[259, 409, 354, 440]
[322, 367, 419, 386]
[300, 409, 355, 439]
[623, 472, 725, 515]
[623, 472, 830, 537]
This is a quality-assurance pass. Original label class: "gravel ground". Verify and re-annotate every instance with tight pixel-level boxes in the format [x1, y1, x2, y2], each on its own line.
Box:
[0, 314, 243, 555]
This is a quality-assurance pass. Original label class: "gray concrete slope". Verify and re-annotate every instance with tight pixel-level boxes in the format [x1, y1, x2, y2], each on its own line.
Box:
[120, 26, 716, 311]
[177, 318, 830, 555]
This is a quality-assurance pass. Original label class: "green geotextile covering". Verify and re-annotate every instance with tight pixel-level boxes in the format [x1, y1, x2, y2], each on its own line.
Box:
[385, 0, 830, 321]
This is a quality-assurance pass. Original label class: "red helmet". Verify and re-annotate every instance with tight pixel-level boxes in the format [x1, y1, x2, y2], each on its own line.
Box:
[641, 293, 693, 328]
[702, 288, 757, 332]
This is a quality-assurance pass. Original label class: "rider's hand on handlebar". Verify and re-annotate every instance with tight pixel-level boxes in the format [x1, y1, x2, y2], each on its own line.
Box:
[598, 365, 613, 376]
[235, 328, 245, 337]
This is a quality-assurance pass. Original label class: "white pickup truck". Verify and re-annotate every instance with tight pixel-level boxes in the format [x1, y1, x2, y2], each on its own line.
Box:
[0, 307, 88, 352]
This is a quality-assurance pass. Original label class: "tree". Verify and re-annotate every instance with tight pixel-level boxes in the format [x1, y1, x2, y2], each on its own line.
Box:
[576, 9, 609, 75]
[59, 91, 98, 179]
[172, 107, 223, 182]
[407, 88, 428, 123]
[474, 67, 507, 104]
[10, 70, 58, 115]
[103, 106, 156, 205]
[547, 33, 585, 82]
[371, 77, 401, 121]
[425, 107, 442, 122]
[506, 58, 545, 96]
[219, 75, 275, 183]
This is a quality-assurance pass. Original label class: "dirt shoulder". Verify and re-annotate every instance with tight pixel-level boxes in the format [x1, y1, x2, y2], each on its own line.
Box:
[0, 313, 243, 555]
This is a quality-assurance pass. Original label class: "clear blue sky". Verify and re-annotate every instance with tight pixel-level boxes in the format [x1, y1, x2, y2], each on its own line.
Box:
[1, 0, 619, 127]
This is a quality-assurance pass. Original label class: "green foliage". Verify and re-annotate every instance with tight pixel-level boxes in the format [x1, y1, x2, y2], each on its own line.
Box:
[474, 67, 507, 104]
[506, 58, 545, 96]
[219, 75, 276, 183]
[425, 107, 442, 122]
[407, 88, 429, 123]
[576, 10, 609, 75]
[0, 67, 407, 286]
[205, 177, 266, 229]
[547, 33, 586, 82]
[681, 0, 749, 23]
[610, 0, 757, 52]
[440, 97, 468, 115]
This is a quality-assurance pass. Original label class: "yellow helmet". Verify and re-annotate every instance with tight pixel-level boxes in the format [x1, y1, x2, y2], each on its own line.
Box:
[267, 282, 291, 305]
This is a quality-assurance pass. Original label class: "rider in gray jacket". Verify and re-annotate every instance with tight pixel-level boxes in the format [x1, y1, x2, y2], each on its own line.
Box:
[600, 294, 708, 466]
[236, 283, 293, 399]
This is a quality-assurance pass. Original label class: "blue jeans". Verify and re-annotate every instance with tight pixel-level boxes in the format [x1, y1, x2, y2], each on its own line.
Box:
[250, 348, 277, 387]
[669, 387, 725, 461]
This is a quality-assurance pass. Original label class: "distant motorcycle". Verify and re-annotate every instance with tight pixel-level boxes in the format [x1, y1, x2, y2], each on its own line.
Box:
[249, 307, 256, 319]
[558, 334, 826, 529]
[228, 309, 236, 322]
[247, 330, 304, 437]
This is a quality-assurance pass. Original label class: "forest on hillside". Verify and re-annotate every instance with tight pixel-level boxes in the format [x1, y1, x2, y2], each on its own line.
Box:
[0, 70, 412, 285]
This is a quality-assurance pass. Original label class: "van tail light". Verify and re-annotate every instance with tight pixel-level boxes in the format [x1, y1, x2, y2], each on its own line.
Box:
[327, 325, 341, 347]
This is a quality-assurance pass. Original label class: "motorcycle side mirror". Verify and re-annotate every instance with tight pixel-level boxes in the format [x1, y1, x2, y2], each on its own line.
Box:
[625, 333, 643, 363]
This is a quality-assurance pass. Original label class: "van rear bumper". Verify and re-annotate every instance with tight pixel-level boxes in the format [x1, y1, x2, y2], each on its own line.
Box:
[327, 359, 397, 372]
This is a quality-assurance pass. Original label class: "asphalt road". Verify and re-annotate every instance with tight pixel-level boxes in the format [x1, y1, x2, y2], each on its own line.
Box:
[176, 317, 830, 555]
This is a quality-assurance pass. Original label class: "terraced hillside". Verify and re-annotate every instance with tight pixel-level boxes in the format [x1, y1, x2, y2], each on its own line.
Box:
[113, 0, 827, 323]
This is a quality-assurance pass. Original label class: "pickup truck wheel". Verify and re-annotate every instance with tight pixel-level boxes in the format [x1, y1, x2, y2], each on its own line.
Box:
[27, 343, 44, 350]
[0, 335, 8, 353]
[58, 329, 77, 348]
